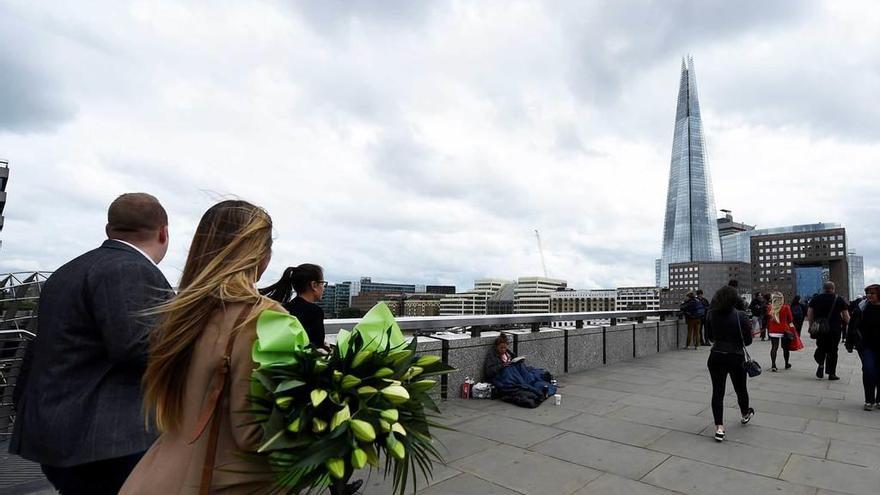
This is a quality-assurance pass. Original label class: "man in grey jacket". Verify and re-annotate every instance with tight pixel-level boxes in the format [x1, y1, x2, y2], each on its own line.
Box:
[10, 193, 172, 494]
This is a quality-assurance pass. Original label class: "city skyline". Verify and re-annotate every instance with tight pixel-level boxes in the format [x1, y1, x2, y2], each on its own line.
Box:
[0, 1, 877, 293]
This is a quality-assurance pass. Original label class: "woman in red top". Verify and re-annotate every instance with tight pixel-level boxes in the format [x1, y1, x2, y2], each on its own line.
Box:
[768, 292, 796, 371]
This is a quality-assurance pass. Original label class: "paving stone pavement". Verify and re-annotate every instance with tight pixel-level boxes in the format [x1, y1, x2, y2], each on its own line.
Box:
[4, 336, 880, 494]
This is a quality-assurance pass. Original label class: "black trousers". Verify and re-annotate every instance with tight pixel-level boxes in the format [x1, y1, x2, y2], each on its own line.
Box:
[707, 351, 750, 425]
[41, 452, 144, 495]
[814, 330, 842, 376]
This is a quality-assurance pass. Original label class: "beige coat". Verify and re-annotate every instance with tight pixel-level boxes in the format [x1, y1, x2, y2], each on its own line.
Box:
[122, 300, 284, 494]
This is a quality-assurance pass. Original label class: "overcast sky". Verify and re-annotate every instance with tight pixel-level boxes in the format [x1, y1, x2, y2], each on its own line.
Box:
[1, 0, 878, 293]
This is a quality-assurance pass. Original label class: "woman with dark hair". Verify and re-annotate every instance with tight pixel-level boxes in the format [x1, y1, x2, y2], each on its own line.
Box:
[261, 264, 328, 350]
[705, 286, 755, 442]
[791, 295, 806, 337]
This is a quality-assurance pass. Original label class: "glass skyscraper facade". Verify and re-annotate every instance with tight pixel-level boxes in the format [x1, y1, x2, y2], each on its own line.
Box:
[659, 57, 722, 287]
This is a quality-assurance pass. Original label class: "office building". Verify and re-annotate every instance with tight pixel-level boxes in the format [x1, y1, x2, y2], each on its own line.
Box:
[439, 278, 512, 316]
[0, 160, 7, 251]
[616, 287, 661, 311]
[513, 277, 567, 314]
[722, 221, 843, 264]
[658, 57, 723, 287]
[550, 289, 615, 327]
[661, 261, 751, 309]
[751, 227, 850, 301]
[848, 251, 865, 299]
[487, 283, 517, 315]
[717, 210, 754, 238]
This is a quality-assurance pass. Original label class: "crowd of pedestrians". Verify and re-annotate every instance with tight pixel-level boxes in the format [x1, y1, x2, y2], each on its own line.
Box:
[694, 279, 880, 443]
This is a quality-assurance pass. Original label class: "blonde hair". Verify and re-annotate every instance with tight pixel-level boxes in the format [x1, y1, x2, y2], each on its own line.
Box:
[770, 292, 785, 323]
[142, 200, 276, 433]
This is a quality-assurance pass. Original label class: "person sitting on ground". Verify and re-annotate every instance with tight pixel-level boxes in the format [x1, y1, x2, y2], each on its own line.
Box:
[483, 334, 556, 408]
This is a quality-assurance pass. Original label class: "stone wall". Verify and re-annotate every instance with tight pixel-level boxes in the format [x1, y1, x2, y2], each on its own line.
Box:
[416, 318, 684, 399]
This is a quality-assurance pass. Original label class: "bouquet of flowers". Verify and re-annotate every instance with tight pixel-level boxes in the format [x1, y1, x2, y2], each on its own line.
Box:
[249, 302, 455, 494]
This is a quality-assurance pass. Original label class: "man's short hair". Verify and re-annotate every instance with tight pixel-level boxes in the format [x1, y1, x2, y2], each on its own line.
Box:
[823, 281, 836, 293]
[106, 193, 167, 242]
[728, 279, 739, 288]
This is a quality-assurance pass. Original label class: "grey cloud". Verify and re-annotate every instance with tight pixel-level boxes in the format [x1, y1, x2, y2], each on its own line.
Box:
[0, 49, 74, 133]
[561, 0, 817, 105]
[0, 6, 76, 132]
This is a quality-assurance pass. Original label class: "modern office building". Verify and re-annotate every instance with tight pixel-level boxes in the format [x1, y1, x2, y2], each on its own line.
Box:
[658, 57, 723, 287]
[439, 279, 512, 316]
[550, 289, 616, 327]
[349, 277, 455, 297]
[717, 210, 754, 238]
[616, 287, 661, 311]
[661, 261, 751, 309]
[487, 283, 517, 315]
[550, 289, 616, 313]
[721, 222, 843, 264]
[848, 251, 865, 299]
[0, 160, 7, 251]
[513, 277, 567, 314]
[402, 294, 444, 317]
[751, 227, 849, 301]
[315, 281, 353, 318]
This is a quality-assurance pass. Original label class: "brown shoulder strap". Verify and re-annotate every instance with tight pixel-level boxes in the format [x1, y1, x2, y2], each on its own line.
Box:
[190, 305, 253, 495]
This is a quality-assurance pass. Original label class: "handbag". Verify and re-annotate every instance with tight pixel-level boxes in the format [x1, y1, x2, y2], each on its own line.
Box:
[809, 296, 838, 339]
[737, 311, 762, 377]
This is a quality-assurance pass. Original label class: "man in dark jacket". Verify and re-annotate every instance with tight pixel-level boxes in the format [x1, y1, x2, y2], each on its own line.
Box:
[10, 193, 172, 495]
[697, 290, 710, 345]
[808, 282, 850, 381]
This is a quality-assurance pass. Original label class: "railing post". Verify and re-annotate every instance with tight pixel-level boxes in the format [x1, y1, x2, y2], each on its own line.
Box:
[632, 324, 637, 358]
[602, 326, 607, 365]
[656, 322, 661, 353]
[575, 320, 583, 329]
[530, 322, 540, 332]
[440, 339, 450, 400]
[563, 329, 569, 373]
[470, 326, 479, 338]
[610, 317, 618, 326]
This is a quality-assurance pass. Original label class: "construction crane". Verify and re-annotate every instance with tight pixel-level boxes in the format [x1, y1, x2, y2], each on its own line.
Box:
[534, 229, 548, 277]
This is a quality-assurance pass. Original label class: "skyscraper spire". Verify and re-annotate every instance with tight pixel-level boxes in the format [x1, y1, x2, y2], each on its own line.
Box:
[658, 57, 722, 287]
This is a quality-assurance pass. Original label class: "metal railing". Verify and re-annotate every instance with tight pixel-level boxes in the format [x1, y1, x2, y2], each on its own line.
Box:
[326, 309, 678, 337]
[0, 329, 35, 435]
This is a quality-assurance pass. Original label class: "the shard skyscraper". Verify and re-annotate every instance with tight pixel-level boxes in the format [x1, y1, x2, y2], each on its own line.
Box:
[658, 57, 722, 287]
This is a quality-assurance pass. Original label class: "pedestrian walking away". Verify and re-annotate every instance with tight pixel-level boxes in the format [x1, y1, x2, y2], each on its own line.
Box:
[9, 193, 172, 495]
[790, 295, 806, 337]
[749, 293, 765, 338]
[697, 289, 710, 346]
[808, 282, 850, 381]
[767, 292, 796, 371]
[705, 286, 755, 442]
[845, 284, 880, 410]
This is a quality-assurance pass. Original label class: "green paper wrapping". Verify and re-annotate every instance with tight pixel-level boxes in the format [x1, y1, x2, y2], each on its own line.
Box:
[252, 310, 310, 368]
[336, 302, 405, 356]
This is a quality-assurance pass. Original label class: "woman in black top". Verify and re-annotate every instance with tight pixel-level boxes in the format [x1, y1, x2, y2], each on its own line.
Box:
[260, 264, 329, 350]
[705, 286, 755, 442]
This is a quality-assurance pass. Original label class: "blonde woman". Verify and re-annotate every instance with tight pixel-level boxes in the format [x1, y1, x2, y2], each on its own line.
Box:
[121, 200, 283, 494]
[767, 292, 795, 372]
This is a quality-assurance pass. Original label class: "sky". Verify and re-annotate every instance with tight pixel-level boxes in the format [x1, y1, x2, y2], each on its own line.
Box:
[1, 0, 878, 293]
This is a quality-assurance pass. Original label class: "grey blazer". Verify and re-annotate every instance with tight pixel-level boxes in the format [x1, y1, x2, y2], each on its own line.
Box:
[9, 240, 172, 467]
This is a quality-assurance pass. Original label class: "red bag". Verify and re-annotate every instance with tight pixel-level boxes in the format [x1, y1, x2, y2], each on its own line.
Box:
[785, 330, 804, 351]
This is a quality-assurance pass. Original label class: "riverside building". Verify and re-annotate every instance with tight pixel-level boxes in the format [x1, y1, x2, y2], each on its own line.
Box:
[751, 227, 850, 301]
